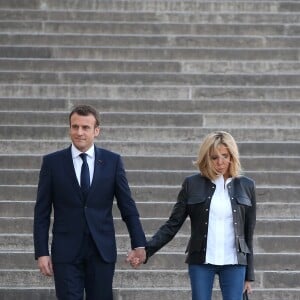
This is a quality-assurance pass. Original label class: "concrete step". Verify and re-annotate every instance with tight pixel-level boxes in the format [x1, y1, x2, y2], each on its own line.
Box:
[154, 112, 288, 128]
[115, 288, 300, 300]
[1, 10, 300, 24]
[1, 111, 300, 128]
[0, 98, 69, 111]
[0, 288, 55, 300]
[1, 98, 300, 113]
[3, 35, 300, 49]
[0, 269, 298, 289]
[0, 218, 299, 236]
[3, 59, 300, 74]
[0, 0, 298, 298]
[0, 288, 300, 300]
[0, 111, 205, 127]
[58, 198, 300, 220]
[1, 46, 298, 60]
[128, 170, 300, 186]
[2, 72, 300, 86]
[0, 85, 184, 100]
[1, 252, 300, 271]
[0, 167, 300, 186]
[0, 1, 298, 13]
[0, 185, 298, 203]
[1, 140, 299, 156]
[2, 86, 300, 101]
[182, 61, 300, 74]
[0, 287, 299, 300]
[1, 154, 300, 171]
[1, 234, 299, 254]
[1, 21, 299, 36]
[1, 201, 300, 219]
[1, 126, 299, 142]
[0, 59, 181, 73]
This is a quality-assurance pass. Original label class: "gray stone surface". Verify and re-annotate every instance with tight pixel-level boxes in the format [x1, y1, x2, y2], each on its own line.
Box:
[0, 0, 299, 299]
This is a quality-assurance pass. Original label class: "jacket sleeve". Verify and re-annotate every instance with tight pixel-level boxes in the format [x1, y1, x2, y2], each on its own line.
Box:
[245, 180, 257, 281]
[115, 155, 146, 249]
[146, 178, 189, 260]
[33, 156, 53, 259]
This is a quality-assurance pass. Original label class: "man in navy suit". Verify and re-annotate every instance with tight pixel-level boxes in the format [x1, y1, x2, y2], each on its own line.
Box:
[34, 104, 146, 300]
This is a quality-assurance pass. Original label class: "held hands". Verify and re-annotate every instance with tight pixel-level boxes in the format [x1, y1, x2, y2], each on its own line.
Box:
[126, 248, 146, 268]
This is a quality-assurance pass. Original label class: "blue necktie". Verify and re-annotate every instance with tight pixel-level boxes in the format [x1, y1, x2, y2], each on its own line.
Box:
[79, 153, 90, 197]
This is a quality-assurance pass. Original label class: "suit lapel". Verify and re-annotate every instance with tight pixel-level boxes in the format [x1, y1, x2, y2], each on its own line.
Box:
[63, 146, 82, 194]
[90, 147, 105, 192]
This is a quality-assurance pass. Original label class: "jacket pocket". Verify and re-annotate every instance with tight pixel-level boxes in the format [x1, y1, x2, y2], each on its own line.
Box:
[185, 237, 203, 253]
[235, 195, 252, 206]
[238, 237, 251, 254]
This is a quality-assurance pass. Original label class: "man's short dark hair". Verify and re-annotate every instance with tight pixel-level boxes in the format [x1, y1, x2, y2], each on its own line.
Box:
[69, 105, 100, 127]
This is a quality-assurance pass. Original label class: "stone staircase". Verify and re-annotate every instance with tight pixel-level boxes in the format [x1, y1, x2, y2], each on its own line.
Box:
[0, 0, 300, 299]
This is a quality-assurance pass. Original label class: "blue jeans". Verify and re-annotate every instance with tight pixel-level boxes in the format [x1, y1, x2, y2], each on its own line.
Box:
[188, 264, 246, 300]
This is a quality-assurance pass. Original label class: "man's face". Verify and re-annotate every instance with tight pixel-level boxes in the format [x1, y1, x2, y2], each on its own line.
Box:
[69, 113, 100, 152]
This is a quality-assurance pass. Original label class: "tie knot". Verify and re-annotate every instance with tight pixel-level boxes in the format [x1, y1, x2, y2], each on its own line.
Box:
[79, 153, 87, 162]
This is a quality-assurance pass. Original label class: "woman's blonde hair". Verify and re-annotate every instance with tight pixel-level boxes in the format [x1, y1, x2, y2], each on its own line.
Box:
[194, 131, 241, 180]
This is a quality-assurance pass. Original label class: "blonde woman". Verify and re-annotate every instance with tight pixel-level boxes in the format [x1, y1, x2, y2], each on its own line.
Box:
[128, 131, 256, 300]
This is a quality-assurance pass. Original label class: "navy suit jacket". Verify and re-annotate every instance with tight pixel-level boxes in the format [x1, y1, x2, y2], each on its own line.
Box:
[34, 145, 146, 263]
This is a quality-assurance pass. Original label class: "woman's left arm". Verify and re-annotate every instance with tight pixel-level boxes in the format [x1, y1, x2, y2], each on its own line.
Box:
[245, 181, 257, 281]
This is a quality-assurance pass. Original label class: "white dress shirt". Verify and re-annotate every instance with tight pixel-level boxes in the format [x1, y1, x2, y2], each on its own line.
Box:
[71, 144, 95, 186]
[205, 176, 238, 265]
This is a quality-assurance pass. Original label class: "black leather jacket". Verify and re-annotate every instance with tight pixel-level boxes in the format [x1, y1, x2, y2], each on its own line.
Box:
[146, 174, 256, 281]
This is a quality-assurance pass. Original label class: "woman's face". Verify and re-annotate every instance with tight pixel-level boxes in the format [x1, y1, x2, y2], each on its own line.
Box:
[210, 144, 231, 179]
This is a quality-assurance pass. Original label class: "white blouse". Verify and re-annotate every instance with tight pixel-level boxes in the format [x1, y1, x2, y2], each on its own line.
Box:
[205, 176, 238, 265]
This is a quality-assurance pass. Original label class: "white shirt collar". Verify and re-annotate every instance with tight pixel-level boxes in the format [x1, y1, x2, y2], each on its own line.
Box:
[71, 144, 95, 159]
[213, 175, 232, 186]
